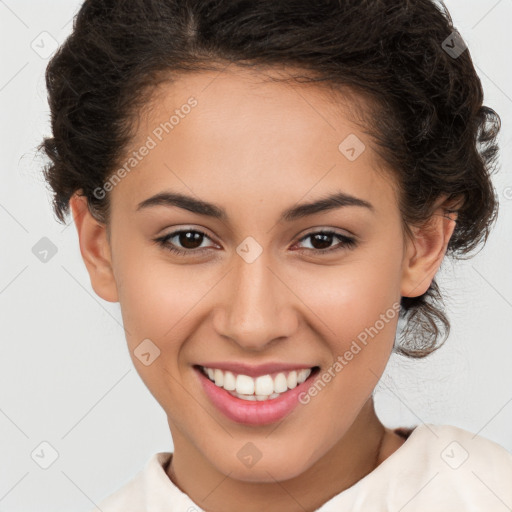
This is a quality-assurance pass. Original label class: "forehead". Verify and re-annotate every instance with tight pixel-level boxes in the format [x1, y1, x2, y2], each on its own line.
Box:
[110, 66, 398, 221]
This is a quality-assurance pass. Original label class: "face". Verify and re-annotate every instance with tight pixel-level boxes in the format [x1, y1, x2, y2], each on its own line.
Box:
[74, 66, 452, 483]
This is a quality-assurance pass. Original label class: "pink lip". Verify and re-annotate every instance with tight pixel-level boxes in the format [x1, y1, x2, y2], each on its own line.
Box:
[194, 366, 319, 426]
[195, 361, 315, 378]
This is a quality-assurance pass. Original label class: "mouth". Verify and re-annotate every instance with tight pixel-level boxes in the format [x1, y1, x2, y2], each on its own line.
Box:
[193, 364, 321, 425]
[195, 364, 320, 401]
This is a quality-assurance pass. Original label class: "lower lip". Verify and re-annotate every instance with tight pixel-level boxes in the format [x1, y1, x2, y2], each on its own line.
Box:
[195, 366, 319, 426]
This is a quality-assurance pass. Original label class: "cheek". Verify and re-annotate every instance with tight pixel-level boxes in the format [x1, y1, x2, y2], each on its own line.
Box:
[114, 241, 203, 341]
[113, 252, 205, 407]
[290, 268, 400, 426]
[292, 246, 402, 368]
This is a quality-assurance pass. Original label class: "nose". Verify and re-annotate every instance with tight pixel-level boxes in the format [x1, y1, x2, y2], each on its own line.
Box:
[213, 248, 298, 352]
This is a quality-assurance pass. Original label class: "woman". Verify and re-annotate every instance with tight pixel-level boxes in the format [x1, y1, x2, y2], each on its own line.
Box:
[39, 0, 512, 510]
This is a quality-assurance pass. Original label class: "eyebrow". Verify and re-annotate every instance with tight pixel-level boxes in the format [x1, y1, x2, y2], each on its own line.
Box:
[136, 190, 374, 222]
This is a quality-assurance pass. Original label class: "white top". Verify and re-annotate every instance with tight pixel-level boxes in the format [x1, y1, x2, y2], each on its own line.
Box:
[88, 424, 512, 511]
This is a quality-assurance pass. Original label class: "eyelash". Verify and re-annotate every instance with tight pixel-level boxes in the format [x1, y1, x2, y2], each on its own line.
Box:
[153, 228, 357, 257]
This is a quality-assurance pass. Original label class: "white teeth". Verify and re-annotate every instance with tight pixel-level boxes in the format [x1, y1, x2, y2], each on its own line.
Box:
[231, 391, 281, 401]
[274, 373, 288, 393]
[255, 375, 274, 395]
[236, 374, 255, 395]
[214, 368, 224, 387]
[297, 369, 311, 384]
[201, 366, 314, 399]
[287, 370, 297, 389]
[236, 393, 257, 401]
[223, 371, 236, 390]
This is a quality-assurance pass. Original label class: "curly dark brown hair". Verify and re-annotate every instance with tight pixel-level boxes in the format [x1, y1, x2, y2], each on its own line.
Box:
[38, 0, 501, 358]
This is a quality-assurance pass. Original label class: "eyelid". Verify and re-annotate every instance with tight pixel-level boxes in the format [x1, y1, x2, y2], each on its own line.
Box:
[297, 225, 356, 240]
[157, 225, 218, 242]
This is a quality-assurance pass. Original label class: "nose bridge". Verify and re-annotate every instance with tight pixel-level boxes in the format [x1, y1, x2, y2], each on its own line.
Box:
[216, 245, 296, 350]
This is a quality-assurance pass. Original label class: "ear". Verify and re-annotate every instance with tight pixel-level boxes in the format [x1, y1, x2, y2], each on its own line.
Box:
[69, 192, 119, 303]
[400, 196, 459, 298]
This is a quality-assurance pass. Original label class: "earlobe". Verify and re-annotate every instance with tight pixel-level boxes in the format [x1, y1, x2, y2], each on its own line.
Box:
[69, 192, 119, 303]
[400, 206, 457, 299]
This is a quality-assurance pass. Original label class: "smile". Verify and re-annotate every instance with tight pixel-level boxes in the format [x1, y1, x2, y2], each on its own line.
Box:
[200, 365, 315, 401]
[194, 364, 320, 425]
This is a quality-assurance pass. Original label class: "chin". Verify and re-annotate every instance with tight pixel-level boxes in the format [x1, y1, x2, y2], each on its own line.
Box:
[213, 448, 314, 483]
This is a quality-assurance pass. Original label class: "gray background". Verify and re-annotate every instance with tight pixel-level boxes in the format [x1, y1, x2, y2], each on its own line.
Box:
[1, 0, 511, 510]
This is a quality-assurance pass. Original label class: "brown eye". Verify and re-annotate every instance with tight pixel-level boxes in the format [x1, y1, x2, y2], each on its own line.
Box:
[154, 229, 214, 256]
[175, 231, 205, 249]
[295, 230, 357, 254]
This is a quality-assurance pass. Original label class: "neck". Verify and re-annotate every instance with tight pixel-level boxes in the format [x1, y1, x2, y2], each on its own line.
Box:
[166, 397, 386, 512]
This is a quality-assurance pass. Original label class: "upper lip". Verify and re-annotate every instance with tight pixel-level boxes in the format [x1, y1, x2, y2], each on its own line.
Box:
[196, 362, 317, 378]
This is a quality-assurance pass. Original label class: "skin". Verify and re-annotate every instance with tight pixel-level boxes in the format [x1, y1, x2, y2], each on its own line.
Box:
[70, 66, 457, 512]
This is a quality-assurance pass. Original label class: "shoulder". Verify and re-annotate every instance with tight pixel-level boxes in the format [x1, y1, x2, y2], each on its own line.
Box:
[388, 423, 512, 509]
[306, 424, 512, 511]
[86, 452, 174, 512]
[413, 423, 512, 473]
